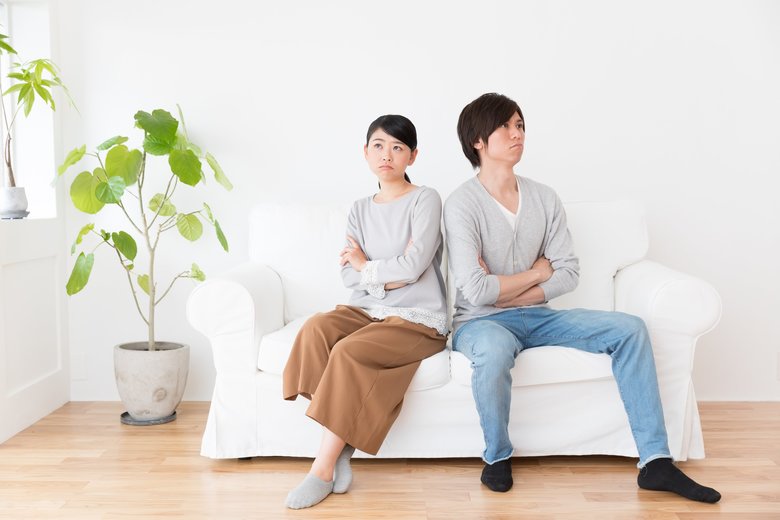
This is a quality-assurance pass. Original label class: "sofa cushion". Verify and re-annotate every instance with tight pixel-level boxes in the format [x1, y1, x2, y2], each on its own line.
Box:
[257, 315, 451, 392]
[549, 200, 648, 312]
[248, 203, 353, 323]
[450, 346, 613, 387]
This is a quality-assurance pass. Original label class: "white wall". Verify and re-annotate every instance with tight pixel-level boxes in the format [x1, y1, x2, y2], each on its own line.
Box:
[51, 0, 780, 401]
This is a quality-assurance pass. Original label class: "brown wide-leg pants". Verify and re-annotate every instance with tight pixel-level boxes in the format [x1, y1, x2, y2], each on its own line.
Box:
[282, 305, 446, 455]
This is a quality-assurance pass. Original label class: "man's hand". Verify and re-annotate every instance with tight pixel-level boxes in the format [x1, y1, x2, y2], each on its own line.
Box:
[493, 255, 553, 307]
[532, 256, 553, 282]
[495, 286, 546, 308]
[339, 236, 368, 271]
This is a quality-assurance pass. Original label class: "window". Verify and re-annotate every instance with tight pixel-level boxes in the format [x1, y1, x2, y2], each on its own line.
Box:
[1, 1, 57, 219]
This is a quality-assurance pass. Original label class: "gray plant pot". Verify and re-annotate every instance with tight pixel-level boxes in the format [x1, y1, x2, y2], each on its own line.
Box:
[0, 186, 29, 219]
[114, 342, 189, 425]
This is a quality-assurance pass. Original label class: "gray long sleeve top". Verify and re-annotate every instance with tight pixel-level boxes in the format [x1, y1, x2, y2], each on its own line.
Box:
[341, 186, 448, 335]
[443, 175, 580, 331]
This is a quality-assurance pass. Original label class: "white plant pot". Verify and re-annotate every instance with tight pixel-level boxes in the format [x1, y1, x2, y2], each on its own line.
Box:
[114, 342, 190, 425]
[0, 186, 29, 219]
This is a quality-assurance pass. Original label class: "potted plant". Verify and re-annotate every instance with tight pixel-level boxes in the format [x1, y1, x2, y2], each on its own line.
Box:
[58, 106, 233, 424]
[0, 32, 71, 219]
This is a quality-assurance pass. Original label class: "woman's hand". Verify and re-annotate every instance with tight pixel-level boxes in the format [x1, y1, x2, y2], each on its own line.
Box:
[340, 236, 368, 271]
[478, 256, 490, 274]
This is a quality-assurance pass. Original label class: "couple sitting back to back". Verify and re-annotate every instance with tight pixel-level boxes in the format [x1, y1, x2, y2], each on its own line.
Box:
[281, 92, 722, 509]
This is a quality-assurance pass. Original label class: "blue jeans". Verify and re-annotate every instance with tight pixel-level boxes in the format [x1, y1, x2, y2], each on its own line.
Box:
[452, 306, 671, 467]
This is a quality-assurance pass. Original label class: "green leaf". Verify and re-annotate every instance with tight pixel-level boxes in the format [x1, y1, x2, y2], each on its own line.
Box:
[58, 145, 86, 176]
[190, 262, 206, 282]
[137, 274, 150, 295]
[0, 34, 17, 55]
[135, 109, 177, 155]
[95, 175, 126, 204]
[66, 252, 94, 295]
[105, 145, 142, 186]
[97, 135, 128, 151]
[3, 83, 23, 95]
[169, 149, 202, 186]
[174, 129, 204, 156]
[215, 219, 229, 252]
[17, 83, 31, 109]
[32, 81, 55, 110]
[148, 193, 176, 216]
[176, 104, 189, 138]
[176, 214, 203, 241]
[71, 223, 94, 254]
[202, 202, 214, 223]
[112, 231, 137, 261]
[206, 153, 233, 191]
[142, 134, 175, 156]
[185, 135, 202, 156]
[25, 90, 35, 116]
[70, 170, 106, 214]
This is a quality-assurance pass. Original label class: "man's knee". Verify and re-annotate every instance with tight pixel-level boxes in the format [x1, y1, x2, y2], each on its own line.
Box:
[613, 312, 649, 338]
[456, 320, 519, 369]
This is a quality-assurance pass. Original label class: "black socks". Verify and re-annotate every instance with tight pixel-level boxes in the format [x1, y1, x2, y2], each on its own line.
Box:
[480, 456, 721, 503]
[638, 458, 721, 503]
[481, 459, 513, 492]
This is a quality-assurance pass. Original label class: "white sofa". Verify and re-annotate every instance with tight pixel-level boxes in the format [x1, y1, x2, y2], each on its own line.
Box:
[186, 200, 721, 461]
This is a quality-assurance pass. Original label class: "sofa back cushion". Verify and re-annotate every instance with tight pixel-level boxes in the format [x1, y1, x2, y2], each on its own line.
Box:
[248, 199, 648, 322]
[249, 203, 353, 323]
[549, 200, 648, 311]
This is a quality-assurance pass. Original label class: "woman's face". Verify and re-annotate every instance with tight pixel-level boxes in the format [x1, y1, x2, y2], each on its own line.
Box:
[364, 128, 418, 183]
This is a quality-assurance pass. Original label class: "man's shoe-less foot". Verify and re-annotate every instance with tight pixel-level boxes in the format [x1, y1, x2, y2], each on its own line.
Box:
[638, 458, 721, 503]
[481, 459, 513, 492]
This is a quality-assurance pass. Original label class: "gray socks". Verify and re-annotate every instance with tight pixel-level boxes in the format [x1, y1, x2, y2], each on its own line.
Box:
[333, 445, 356, 494]
[285, 474, 334, 509]
[285, 445, 356, 508]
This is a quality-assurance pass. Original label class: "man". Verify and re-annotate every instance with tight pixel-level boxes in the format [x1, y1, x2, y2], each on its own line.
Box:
[443, 92, 720, 503]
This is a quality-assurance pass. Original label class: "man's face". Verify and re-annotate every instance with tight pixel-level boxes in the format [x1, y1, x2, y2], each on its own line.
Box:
[476, 112, 525, 167]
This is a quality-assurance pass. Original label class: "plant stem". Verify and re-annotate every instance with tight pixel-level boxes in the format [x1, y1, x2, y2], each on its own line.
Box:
[115, 247, 148, 326]
[155, 272, 187, 306]
[148, 174, 177, 229]
[0, 66, 14, 188]
[3, 133, 13, 187]
[136, 151, 156, 351]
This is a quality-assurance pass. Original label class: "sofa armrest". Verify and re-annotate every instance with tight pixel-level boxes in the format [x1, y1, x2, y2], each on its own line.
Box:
[186, 261, 284, 374]
[614, 260, 721, 338]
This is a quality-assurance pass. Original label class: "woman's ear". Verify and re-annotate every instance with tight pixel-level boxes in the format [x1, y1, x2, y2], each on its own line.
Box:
[363, 143, 369, 160]
[408, 148, 419, 166]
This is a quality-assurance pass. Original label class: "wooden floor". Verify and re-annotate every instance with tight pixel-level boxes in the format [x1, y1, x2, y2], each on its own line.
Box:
[0, 402, 778, 519]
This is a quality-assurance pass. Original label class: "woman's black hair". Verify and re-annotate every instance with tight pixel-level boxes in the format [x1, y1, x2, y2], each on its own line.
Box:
[366, 114, 416, 186]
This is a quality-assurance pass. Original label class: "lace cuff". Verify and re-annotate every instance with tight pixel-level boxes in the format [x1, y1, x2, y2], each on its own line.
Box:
[360, 261, 386, 299]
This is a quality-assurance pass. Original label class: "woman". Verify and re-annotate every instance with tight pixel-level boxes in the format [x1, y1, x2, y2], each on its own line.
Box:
[282, 114, 448, 509]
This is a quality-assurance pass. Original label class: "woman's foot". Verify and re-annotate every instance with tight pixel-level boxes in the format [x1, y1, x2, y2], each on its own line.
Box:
[285, 474, 334, 509]
[333, 445, 356, 494]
